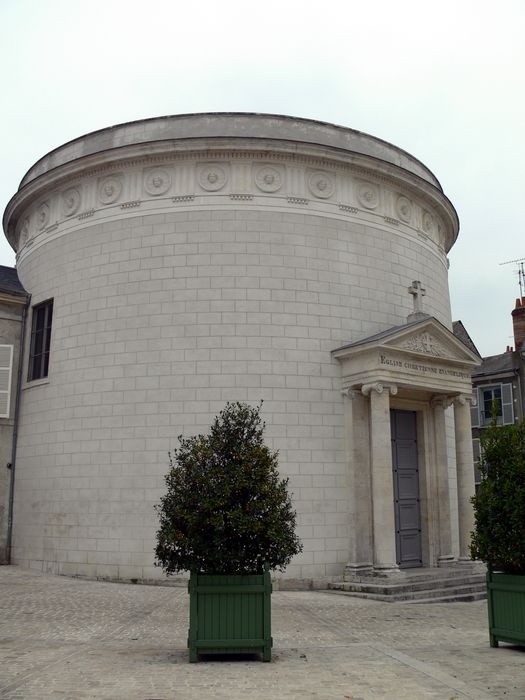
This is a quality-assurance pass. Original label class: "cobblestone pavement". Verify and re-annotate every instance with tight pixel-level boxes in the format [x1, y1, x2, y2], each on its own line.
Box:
[1, 566, 524, 700]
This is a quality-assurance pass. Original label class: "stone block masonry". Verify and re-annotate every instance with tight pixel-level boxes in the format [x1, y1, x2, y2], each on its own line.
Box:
[2, 114, 460, 582]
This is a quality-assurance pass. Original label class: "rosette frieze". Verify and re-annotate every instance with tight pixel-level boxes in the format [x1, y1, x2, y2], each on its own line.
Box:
[7, 151, 453, 260]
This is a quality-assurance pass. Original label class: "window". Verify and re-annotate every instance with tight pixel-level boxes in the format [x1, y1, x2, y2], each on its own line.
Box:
[471, 383, 514, 427]
[482, 386, 502, 424]
[28, 299, 53, 381]
[0, 345, 13, 418]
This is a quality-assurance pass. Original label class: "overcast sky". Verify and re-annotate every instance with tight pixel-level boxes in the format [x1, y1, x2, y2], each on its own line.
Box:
[1, 0, 523, 357]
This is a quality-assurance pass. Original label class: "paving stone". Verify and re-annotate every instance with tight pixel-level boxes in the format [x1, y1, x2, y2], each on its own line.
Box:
[0, 566, 524, 699]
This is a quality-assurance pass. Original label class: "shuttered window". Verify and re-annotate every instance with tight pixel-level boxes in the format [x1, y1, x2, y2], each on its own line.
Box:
[28, 299, 53, 381]
[0, 344, 14, 418]
[479, 382, 514, 426]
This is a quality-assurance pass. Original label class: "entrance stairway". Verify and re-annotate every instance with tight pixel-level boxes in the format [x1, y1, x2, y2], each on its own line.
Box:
[328, 564, 487, 603]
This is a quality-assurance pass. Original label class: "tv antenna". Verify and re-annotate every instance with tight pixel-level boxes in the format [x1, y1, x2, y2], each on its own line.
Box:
[500, 257, 525, 297]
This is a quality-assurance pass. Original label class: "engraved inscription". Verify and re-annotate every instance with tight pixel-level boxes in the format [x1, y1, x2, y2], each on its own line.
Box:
[380, 354, 469, 379]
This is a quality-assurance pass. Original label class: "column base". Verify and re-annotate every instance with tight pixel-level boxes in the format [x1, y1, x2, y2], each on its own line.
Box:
[344, 562, 374, 581]
[437, 555, 456, 567]
[373, 563, 401, 578]
[456, 556, 486, 572]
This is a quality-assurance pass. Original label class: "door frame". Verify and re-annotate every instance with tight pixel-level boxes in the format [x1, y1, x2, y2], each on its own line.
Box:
[390, 408, 423, 568]
[390, 398, 432, 568]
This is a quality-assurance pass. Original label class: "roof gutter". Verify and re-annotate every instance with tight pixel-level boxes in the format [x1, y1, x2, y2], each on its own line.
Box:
[472, 368, 519, 382]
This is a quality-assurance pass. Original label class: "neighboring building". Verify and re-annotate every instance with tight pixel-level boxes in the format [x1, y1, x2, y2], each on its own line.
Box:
[0, 266, 28, 563]
[1, 113, 480, 583]
[452, 320, 481, 359]
[470, 297, 525, 490]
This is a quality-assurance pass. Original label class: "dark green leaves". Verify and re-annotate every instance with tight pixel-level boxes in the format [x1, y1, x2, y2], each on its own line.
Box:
[155, 402, 302, 575]
[470, 419, 525, 574]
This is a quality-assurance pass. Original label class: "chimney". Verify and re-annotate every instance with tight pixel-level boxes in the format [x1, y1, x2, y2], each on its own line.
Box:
[512, 297, 525, 351]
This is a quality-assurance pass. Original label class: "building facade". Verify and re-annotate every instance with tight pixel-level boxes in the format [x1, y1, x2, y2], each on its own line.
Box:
[2, 114, 479, 582]
[471, 297, 525, 489]
[0, 266, 28, 563]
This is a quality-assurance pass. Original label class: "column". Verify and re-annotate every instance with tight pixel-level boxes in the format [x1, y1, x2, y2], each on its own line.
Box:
[363, 382, 399, 574]
[454, 395, 476, 561]
[342, 388, 373, 579]
[431, 396, 455, 565]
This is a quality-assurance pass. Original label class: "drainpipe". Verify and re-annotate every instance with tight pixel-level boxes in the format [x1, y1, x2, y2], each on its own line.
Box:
[6, 296, 29, 564]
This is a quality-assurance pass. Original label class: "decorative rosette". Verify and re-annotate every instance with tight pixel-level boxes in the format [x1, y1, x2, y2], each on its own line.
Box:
[198, 165, 227, 191]
[357, 181, 379, 209]
[62, 188, 81, 216]
[98, 176, 122, 204]
[308, 171, 334, 199]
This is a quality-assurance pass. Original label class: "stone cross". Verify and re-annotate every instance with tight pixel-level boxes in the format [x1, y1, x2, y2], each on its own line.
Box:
[408, 280, 426, 314]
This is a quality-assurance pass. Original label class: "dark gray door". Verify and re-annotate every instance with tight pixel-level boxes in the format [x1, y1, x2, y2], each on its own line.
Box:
[391, 410, 422, 568]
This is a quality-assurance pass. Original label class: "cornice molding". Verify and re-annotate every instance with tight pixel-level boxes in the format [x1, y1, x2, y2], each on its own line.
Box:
[0, 292, 28, 307]
[4, 143, 458, 256]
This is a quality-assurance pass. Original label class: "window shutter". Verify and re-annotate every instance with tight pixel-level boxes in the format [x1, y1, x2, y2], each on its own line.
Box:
[501, 382, 514, 424]
[0, 345, 14, 419]
[472, 437, 480, 462]
[470, 387, 480, 427]
[472, 437, 481, 485]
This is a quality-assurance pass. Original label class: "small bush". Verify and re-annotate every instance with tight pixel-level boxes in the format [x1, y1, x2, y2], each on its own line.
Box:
[155, 402, 302, 575]
[470, 419, 525, 574]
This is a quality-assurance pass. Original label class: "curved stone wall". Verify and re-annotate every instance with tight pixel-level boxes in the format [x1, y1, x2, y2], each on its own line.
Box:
[3, 114, 458, 582]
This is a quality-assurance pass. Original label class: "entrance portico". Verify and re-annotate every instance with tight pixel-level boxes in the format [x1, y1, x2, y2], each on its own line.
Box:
[334, 315, 481, 578]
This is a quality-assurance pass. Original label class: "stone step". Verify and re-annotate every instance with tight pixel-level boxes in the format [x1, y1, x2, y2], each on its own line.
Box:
[397, 582, 486, 602]
[331, 574, 486, 597]
[343, 564, 485, 584]
[406, 590, 488, 604]
[328, 585, 487, 603]
[328, 577, 487, 603]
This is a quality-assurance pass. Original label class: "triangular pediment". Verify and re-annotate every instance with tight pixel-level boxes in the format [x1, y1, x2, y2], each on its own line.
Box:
[333, 317, 481, 367]
[333, 317, 480, 395]
[384, 320, 480, 365]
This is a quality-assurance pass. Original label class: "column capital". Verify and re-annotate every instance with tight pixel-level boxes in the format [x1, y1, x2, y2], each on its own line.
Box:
[341, 387, 360, 400]
[430, 394, 454, 409]
[453, 394, 475, 407]
[362, 382, 398, 397]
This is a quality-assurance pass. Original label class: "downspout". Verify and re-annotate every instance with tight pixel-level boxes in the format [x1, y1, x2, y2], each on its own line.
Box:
[6, 295, 30, 564]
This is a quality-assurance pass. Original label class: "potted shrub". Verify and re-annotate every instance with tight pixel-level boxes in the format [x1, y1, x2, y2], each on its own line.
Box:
[470, 418, 525, 648]
[155, 402, 302, 662]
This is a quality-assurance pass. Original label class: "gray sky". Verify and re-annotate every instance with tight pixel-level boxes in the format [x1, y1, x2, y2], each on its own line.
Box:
[1, 0, 524, 357]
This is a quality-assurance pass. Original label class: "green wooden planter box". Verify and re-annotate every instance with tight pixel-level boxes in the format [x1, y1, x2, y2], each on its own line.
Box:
[487, 571, 525, 648]
[187, 564, 272, 662]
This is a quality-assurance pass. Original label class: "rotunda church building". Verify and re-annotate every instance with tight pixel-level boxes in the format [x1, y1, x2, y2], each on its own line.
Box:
[2, 114, 480, 583]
